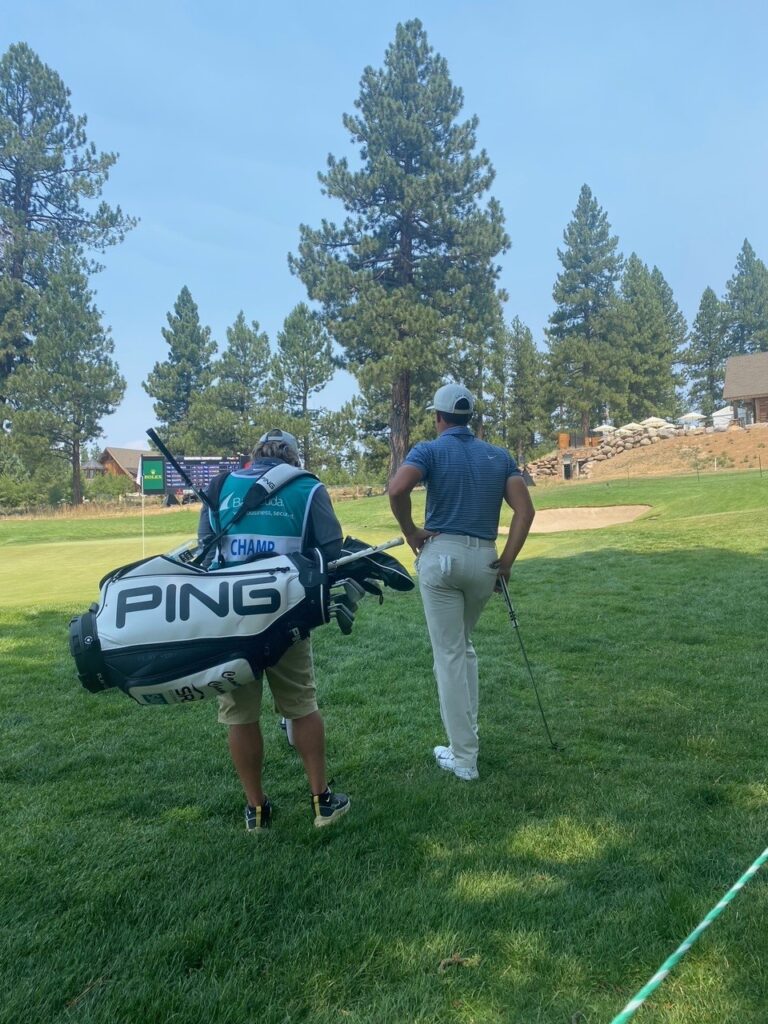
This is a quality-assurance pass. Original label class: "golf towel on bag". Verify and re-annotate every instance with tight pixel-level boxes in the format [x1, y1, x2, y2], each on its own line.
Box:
[69, 549, 330, 706]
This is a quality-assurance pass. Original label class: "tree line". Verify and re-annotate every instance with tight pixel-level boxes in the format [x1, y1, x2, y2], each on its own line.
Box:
[2, 26, 767, 509]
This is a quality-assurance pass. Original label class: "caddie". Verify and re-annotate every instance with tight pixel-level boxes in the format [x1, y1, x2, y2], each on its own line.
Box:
[197, 428, 350, 831]
[389, 384, 535, 781]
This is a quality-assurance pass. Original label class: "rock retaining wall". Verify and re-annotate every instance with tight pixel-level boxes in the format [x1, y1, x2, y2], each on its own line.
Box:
[526, 425, 689, 481]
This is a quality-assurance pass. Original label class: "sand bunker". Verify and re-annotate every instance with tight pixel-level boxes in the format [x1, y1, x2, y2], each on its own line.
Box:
[500, 505, 651, 535]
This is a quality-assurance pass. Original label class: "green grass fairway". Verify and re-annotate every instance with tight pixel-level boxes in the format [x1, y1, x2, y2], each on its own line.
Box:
[2, 473, 767, 1023]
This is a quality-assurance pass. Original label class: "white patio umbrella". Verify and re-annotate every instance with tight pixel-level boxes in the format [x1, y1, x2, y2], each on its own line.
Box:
[641, 416, 671, 428]
[593, 423, 616, 433]
[679, 411, 705, 423]
[616, 422, 644, 433]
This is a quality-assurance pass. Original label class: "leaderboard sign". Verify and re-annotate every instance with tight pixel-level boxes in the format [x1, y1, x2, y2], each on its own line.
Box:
[164, 457, 242, 493]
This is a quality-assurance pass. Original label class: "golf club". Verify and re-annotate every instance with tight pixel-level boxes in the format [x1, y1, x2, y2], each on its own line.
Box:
[498, 576, 561, 751]
[146, 427, 214, 511]
[327, 537, 404, 571]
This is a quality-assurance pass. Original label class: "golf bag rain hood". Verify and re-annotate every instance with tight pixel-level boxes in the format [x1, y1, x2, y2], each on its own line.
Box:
[69, 537, 413, 707]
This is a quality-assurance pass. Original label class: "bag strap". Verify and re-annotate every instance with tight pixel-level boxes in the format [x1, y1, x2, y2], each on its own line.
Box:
[196, 464, 315, 567]
[206, 470, 231, 540]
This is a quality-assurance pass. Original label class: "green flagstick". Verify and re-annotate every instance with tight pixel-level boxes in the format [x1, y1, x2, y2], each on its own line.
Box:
[610, 846, 768, 1024]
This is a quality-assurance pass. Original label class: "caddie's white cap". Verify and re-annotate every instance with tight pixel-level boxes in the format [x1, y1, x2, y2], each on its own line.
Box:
[258, 428, 299, 453]
[427, 383, 475, 415]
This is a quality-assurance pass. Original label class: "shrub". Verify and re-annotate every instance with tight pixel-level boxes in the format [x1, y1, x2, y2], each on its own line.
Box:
[86, 473, 135, 501]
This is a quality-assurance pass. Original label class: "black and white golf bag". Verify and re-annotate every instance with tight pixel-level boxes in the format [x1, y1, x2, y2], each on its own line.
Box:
[69, 536, 413, 707]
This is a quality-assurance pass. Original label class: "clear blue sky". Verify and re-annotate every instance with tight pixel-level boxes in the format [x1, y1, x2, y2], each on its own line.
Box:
[4, 0, 767, 448]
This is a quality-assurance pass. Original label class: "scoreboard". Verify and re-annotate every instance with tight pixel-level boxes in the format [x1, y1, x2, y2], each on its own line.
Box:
[165, 457, 243, 493]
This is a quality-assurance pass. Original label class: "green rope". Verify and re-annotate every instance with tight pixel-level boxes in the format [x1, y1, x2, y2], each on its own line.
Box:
[610, 845, 768, 1024]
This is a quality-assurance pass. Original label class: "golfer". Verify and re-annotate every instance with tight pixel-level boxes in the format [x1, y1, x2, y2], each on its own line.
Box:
[197, 428, 350, 831]
[389, 384, 535, 781]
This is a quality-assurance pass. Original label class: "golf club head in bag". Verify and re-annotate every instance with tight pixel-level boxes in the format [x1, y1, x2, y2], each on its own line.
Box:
[331, 536, 414, 598]
[330, 578, 367, 613]
[331, 602, 355, 635]
[329, 578, 367, 634]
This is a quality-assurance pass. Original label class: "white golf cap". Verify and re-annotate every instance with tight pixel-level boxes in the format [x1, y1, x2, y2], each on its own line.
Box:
[427, 383, 475, 415]
[258, 428, 299, 452]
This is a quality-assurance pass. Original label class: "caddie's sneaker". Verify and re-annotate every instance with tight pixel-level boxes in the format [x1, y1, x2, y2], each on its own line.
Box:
[311, 788, 351, 828]
[433, 745, 479, 781]
[245, 798, 273, 832]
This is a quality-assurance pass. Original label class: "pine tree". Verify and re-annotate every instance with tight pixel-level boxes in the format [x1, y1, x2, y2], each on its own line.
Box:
[6, 250, 125, 504]
[684, 287, 729, 419]
[0, 43, 135, 391]
[273, 303, 335, 468]
[143, 287, 216, 451]
[447, 327, 493, 440]
[505, 318, 544, 461]
[723, 239, 768, 354]
[290, 19, 508, 477]
[617, 254, 679, 420]
[545, 185, 623, 435]
[445, 266, 507, 440]
[216, 311, 271, 416]
[650, 265, 688, 413]
[651, 266, 688, 354]
[485, 317, 544, 461]
[313, 400, 364, 482]
[183, 311, 271, 455]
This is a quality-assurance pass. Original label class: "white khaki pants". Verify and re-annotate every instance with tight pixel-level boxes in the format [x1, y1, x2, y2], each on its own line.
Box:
[417, 534, 498, 771]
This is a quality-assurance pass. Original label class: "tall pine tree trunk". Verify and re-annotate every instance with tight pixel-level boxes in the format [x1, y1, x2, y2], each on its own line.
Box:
[301, 392, 311, 471]
[389, 367, 411, 480]
[1, 233, 31, 391]
[71, 442, 83, 506]
[387, 220, 415, 480]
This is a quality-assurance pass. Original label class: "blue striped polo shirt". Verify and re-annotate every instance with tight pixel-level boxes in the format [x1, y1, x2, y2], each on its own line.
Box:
[404, 427, 521, 540]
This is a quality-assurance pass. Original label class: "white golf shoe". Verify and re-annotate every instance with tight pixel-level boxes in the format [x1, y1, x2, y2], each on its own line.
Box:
[433, 745, 479, 781]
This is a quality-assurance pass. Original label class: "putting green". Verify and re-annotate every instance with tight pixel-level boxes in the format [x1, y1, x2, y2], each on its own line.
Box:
[0, 533, 192, 608]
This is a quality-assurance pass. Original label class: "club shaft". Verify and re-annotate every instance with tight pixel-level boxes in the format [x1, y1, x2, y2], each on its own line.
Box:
[499, 578, 558, 750]
[328, 537, 404, 571]
[146, 428, 213, 511]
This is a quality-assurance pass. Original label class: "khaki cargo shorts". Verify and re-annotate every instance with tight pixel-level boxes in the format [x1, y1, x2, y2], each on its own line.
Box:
[216, 638, 317, 725]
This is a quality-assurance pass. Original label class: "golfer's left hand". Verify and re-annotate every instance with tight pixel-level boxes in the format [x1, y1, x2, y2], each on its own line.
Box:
[490, 558, 511, 585]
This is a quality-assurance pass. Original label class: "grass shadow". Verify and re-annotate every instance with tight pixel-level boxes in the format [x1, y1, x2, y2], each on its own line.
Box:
[1, 546, 767, 1023]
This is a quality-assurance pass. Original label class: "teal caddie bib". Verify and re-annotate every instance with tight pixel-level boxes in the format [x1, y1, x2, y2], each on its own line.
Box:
[209, 471, 321, 566]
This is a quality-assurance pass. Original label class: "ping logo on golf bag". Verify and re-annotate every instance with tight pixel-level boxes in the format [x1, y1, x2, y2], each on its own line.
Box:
[69, 539, 410, 705]
[115, 576, 281, 628]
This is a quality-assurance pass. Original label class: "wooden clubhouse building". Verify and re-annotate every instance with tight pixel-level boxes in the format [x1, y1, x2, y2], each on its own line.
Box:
[723, 353, 768, 424]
